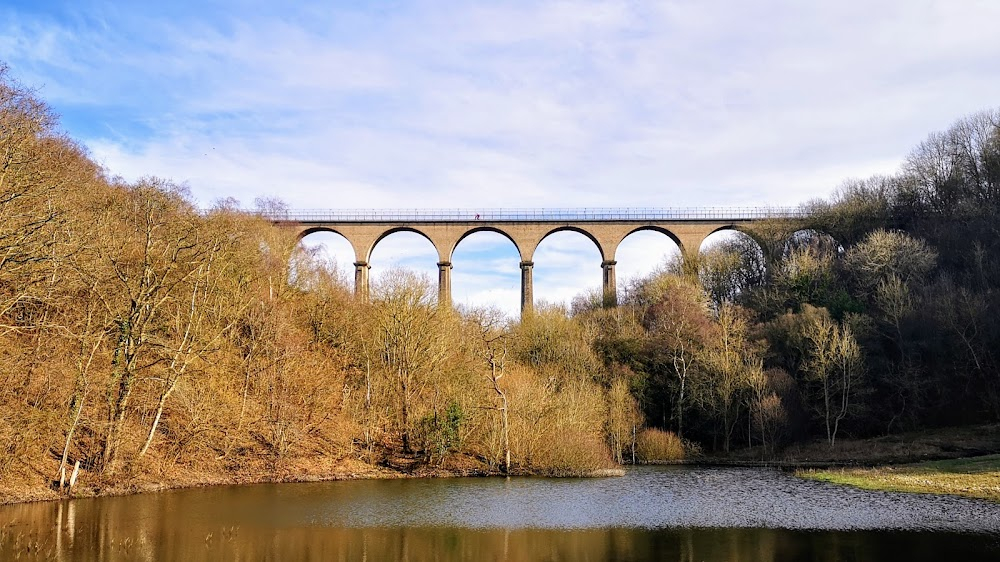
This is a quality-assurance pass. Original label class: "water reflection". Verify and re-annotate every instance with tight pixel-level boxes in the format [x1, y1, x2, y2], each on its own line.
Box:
[2, 466, 999, 560]
[4, 523, 999, 561]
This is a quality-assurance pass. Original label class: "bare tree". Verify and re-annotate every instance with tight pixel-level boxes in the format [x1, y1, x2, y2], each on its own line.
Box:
[470, 307, 512, 471]
[371, 270, 447, 453]
[803, 305, 863, 446]
[702, 303, 762, 452]
[644, 276, 712, 438]
[92, 180, 212, 472]
[56, 281, 107, 484]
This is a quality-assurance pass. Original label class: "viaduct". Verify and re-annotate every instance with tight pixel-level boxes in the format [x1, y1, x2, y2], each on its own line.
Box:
[272, 208, 802, 314]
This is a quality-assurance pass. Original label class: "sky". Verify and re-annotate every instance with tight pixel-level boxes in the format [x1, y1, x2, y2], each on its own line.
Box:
[3, 0, 999, 315]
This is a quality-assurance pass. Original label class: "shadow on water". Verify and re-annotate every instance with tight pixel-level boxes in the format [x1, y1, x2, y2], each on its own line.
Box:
[2, 466, 999, 560]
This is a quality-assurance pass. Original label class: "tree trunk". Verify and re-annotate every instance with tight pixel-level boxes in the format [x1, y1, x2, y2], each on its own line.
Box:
[824, 377, 833, 446]
[58, 387, 86, 485]
[103, 319, 134, 472]
[490, 359, 511, 473]
[676, 375, 685, 438]
[139, 377, 178, 457]
[400, 374, 411, 454]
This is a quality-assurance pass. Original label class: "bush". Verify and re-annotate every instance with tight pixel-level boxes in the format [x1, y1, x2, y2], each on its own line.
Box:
[636, 428, 685, 462]
[528, 428, 615, 475]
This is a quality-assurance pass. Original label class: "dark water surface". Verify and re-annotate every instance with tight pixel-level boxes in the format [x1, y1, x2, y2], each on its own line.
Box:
[2, 466, 999, 560]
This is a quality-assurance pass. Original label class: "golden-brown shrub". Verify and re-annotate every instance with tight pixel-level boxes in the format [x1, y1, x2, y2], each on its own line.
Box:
[636, 428, 685, 463]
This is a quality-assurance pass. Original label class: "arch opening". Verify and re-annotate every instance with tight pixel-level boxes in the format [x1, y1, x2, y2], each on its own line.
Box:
[535, 226, 604, 261]
[699, 229, 767, 307]
[452, 226, 522, 262]
[533, 230, 603, 313]
[367, 227, 440, 263]
[451, 231, 521, 318]
[783, 229, 844, 260]
[294, 230, 355, 290]
[616, 229, 682, 297]
[369, 230, 440, 302]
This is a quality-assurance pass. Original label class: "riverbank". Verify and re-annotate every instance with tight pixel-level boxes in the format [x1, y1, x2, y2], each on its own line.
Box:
[797, 455, 1000, 502]
[772, 424, 1000, 502]
[5, 424, 996, 506]
[695, 424, 1000, 502]
[0, 452, 624, 507]
[0, 457, 392, 506]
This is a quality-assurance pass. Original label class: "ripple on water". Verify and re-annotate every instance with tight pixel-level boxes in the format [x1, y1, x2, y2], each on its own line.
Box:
[1, 466, 998, 535]
[262, 465, 1000, 532]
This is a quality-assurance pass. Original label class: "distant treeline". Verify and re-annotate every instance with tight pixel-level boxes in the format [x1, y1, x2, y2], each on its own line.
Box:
[1, 62, 998, 499]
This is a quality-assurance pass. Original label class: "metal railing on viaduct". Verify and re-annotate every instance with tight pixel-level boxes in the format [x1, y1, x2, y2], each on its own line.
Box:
[267, 207, 805, 222]
[269, 207, 805, 314]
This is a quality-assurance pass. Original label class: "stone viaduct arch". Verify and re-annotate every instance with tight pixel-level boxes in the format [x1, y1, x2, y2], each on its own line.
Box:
[281, 209, 800, 314]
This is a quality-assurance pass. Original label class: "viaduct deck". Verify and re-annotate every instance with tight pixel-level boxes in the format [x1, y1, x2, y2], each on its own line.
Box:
[271, 208, 803, 313]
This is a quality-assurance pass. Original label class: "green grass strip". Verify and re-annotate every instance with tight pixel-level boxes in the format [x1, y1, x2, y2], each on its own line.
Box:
[797, 454, 1000, 502]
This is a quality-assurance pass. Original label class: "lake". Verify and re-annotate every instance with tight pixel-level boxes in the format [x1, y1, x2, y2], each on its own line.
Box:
[2, 465, 999, 560]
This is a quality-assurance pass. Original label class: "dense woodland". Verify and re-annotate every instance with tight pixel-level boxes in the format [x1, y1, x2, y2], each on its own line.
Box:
[1, 64, 999, 499]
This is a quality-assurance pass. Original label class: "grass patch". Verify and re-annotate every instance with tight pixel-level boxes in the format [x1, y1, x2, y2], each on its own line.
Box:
[798, 454, 1000, 502]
